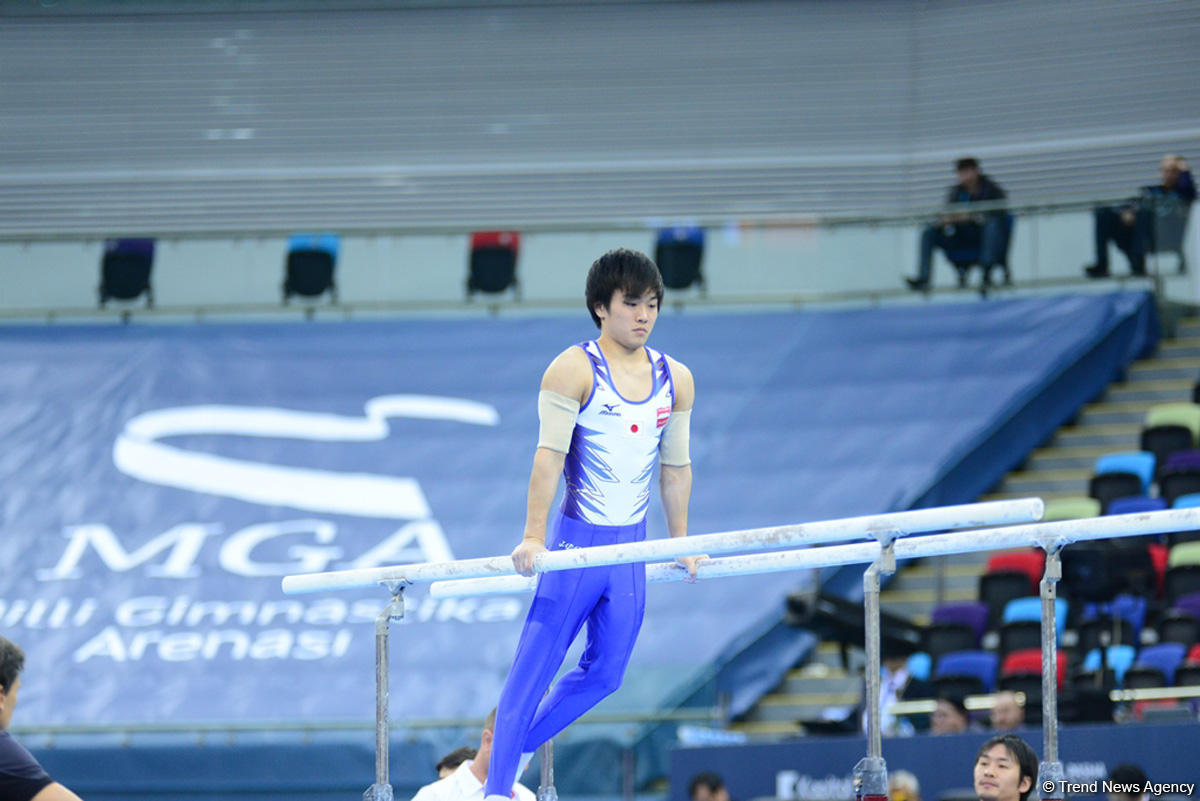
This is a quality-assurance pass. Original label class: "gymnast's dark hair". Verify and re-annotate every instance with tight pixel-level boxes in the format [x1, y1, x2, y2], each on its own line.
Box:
[0, 636, 25, 693]
[585, 249, 664, 329]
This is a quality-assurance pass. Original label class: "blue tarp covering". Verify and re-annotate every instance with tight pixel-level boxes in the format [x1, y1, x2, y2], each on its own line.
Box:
[0, 292, 1157, 797]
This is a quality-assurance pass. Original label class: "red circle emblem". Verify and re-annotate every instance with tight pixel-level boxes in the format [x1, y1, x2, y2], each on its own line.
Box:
[630, 423, 639, 433]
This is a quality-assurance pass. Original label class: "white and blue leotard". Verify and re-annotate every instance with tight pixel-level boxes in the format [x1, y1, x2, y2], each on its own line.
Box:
[485, 342, 677, 798]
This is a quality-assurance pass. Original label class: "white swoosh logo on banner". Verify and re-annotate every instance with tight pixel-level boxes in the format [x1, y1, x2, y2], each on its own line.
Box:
[112, 395, 499, 519]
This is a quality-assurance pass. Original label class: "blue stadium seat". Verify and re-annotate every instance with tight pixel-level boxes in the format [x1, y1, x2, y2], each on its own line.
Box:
[283, 232, 339, 304]
[934, 650, 998, 694]
[1002, 596, 1067, 640]
[1095, 451, 1156, 493]
[1106, 496, 1167, 515]
[1082, 644, 1137, 685]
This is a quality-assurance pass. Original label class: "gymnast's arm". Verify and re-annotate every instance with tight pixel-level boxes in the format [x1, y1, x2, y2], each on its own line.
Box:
[660, 359, 701, 579]
[511, 348, 590, 577]
[32, 783, 83, 801]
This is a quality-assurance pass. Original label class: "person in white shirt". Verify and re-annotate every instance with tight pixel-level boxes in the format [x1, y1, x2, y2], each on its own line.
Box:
[411, 708, 536, 801]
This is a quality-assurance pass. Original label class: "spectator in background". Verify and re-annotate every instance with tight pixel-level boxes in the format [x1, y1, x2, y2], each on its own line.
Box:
[988, 690, 1025, 731]
[410, 708, 534, 801]
[930, 692, 971, 735]
[888, 770, 921, 801]
[974, 734, 1038, 801]
[435, 746, 478, 779]
[0, 636, 83, 801]
[1084, 154, 1194, 278]
[906, 157, 1008, 292]
[1107, 764, 1150, 801]
[689, 772, 731, 801]
[863, 646, 932, 737]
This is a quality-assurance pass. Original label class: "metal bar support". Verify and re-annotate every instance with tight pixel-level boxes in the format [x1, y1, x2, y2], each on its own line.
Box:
[1038, 549, 1065, 801]
[862, 531, 897, 765]
[364, 587, 405, 801]
[537, 739, 558, 801]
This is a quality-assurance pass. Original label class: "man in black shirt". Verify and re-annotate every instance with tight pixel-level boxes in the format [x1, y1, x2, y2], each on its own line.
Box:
[0, 636, 82, 801]
[907, 157, 1008, 292]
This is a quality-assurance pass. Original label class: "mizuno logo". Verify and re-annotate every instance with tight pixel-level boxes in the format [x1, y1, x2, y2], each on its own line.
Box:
[599, 403, 621, 416]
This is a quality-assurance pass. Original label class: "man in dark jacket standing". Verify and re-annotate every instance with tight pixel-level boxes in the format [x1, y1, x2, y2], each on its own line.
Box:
[907, 157, 1008, 292]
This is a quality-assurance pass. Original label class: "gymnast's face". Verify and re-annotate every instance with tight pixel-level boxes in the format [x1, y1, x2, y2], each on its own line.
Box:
[0, 676, 19, 730]
[595, 288, 658, 349]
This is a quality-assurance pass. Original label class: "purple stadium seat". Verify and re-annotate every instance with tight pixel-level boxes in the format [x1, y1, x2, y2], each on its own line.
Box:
[1164, 450, 1200, 473]
[931, 601, 989, 644]
[1174, 591, 1200, 620]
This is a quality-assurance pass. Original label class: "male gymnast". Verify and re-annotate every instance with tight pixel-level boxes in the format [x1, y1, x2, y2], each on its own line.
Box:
[484, 249, 703, 800]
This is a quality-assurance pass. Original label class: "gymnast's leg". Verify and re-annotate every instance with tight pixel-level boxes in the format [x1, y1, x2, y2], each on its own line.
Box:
[522, 555, 647, 750]
[484, 518, 608, 799]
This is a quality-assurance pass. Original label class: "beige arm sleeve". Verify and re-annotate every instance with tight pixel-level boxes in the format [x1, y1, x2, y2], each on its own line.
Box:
[659, 408, 692, 467]
[536, 390, 580, 453]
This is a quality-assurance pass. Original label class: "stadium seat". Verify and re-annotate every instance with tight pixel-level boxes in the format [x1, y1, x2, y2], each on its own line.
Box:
[1106, 496, 1167, 516]
[1145, 402, 1200, 441]
[1173, 493, 1200, 508]
[933, 650, 998, 695]
[654, 226, 705, 292]
[1140, 424, 1195, 477]
[931, 601, 989, 644]
[1175, 591, 1200, 621]
[99, 238, 155, 308]
[1108, 539, 1160, 596]
[283, 233, 338, 304]
[1157, 610, 1200, 647]
[924, 622, 979, 662]
[1061, 543, 1121, 602]
[1175, 663, 1200, 686]
[1076, 614, 1138, 654]
[1149, 543, 1168, 594]
[1124, 642, 1187, 687]
[1146, 199, 1191, 274]
[1003, 596, 1067, 640]
[906, 651, 932, 682]
[1095, 451, 1155, 494]
[1165, 565, 1200, 605]
[467, 231, 520, 297]
[978, 571, 1035, 627]
[1163, 449, 1200, 473]
[944, 212, 1014, 289]
[1088, 472, 1145, 513]
[1168, 541, 1200, 568]
[1167, 494, 1200, 547]
[1001, 647, 1066, 688]
[986, 550, 1044, 590]
[1041, 496, 1101, 521]
[1160, 468, 1200, 507]
[998, 621, 1043, 657]
[1080, 644, 1137, 685]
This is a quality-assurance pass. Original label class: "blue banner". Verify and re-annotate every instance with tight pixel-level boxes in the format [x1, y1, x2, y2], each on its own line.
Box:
[0, 293, 1156, 739]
